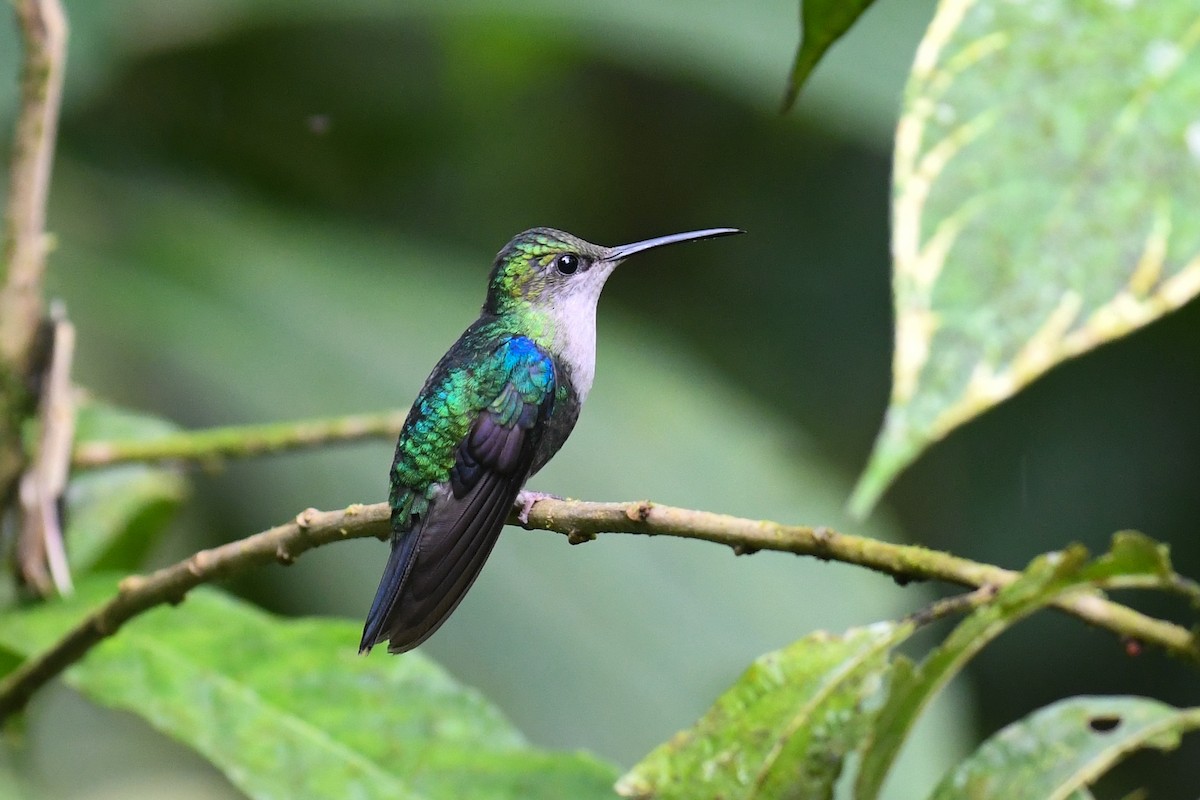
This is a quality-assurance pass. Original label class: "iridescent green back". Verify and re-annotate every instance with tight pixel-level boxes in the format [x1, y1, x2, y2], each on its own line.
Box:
[388, 318, 556, 529]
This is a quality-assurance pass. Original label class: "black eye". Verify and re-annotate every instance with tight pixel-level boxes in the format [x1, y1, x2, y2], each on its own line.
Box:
[555, 253, 580, 275]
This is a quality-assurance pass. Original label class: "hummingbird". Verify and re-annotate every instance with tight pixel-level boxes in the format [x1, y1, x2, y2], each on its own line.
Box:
[360, 225, 744, 654]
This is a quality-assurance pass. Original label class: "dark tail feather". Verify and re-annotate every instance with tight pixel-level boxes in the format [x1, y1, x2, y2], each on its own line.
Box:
[359, 531, 418, 654]
[359, 469, 520, 655]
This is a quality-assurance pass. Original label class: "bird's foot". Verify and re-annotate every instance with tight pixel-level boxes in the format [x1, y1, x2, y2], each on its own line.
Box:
[515, 490, 560, 525]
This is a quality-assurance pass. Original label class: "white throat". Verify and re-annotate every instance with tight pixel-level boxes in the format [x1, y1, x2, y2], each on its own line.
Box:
[548, 288, 599, 402]
[544, 264, 615, 403]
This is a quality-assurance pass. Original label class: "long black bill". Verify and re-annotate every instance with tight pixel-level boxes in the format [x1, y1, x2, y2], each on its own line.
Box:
[606, 227, 744, 261]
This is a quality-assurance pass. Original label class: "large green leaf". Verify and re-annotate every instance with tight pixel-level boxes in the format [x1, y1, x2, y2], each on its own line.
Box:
[852, 0, 1200, 515]
[930, 697, 1200, 800]
[855, 534, 1178, 799]
[781, 0, 880, 110]
[67, 402, 188, 574]
[0, 578, 618, 800]
[617, 621, 912, 799]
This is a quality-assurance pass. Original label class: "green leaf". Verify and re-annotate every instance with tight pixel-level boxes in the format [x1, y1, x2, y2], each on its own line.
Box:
[67, 402, 188, 573]
[854, 534, 1182, 800]
[617, 621, 913, 800]
[852, 0, 1200, 515]
[929, 697, 1200, 799]
[1083, 530, 1173, 582]
[781, 0, 880, 111]
[0, 578, 618, 800]
[1076, 532, 1200, 603]
[854, 549, 1084, 799]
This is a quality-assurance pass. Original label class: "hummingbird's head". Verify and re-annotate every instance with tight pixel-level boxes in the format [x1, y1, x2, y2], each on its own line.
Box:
[483, 226, 743, 316]
[484, 228, 610, 316]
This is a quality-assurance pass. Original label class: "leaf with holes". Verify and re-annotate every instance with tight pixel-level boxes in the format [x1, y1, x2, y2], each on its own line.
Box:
[851, 0, 1200, 515]
[929, 696, 1200, 799]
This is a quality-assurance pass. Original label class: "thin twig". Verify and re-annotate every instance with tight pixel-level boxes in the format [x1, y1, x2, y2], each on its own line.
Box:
[2, 0, 65, 361]
[72, 410, 409, 469]
[0, 0, 68, 502]
[907, 585, 999, 628]
[0, 497, 1195, 722]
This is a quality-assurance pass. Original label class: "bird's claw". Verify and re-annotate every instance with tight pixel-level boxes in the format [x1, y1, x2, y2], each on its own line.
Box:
[516, 490, 559, 524]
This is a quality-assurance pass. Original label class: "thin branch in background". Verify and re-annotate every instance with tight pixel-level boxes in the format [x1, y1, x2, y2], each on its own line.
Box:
[908, 585, 999, 628]
[1, 0, 66, 362]
[72, 410, 409, 469]
[2, 0, 68, 589]
[1, 497, 1195, 723]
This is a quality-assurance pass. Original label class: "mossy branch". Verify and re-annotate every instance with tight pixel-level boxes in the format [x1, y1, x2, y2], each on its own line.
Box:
[2, 0, 65, 369]
[1, 497, 1196, 723]
[73, 410, 408, 469]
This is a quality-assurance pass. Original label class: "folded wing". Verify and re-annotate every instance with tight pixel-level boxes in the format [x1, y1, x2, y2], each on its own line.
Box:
[360, 336, 555, 654]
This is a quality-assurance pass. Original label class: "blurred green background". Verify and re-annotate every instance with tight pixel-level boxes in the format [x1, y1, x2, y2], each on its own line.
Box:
[3, 1, 1199, 797]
